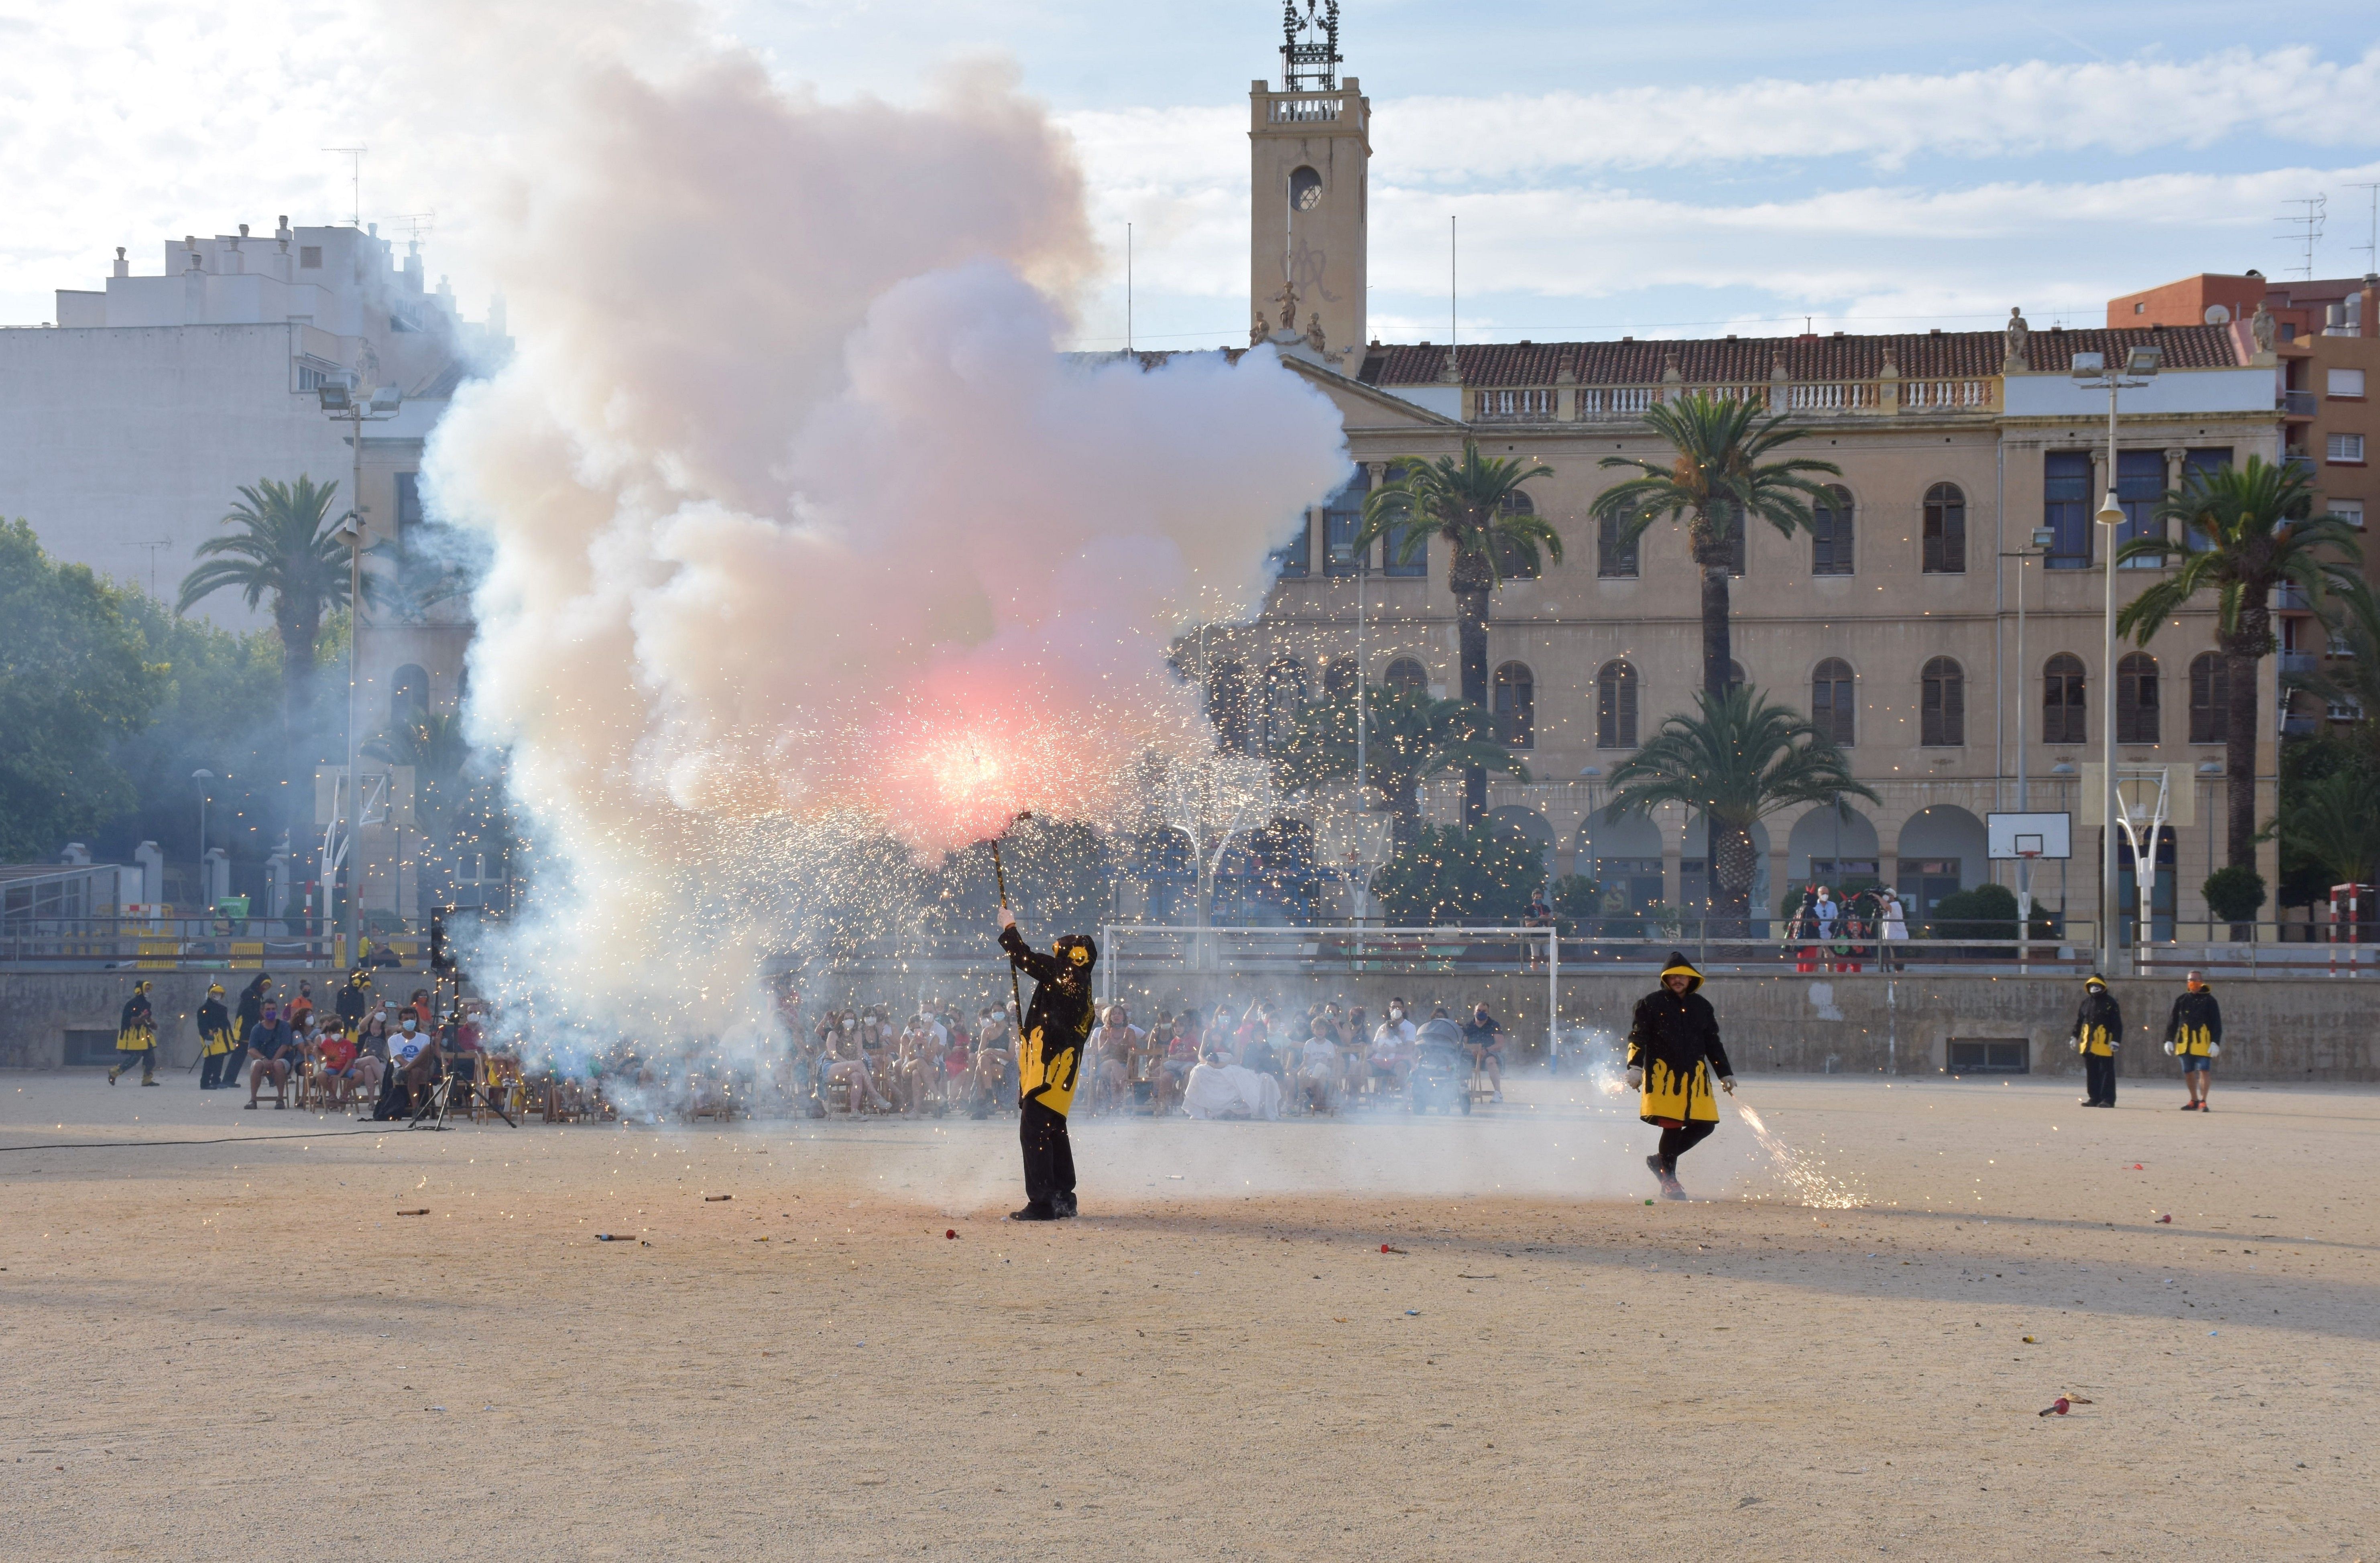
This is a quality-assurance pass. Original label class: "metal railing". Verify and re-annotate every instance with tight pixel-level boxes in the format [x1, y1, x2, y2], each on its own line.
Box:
[2282, 390, 2318, 417]
[0, 915, 418, 969]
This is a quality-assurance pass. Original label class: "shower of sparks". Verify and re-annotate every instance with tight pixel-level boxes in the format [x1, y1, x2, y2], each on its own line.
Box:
[1734, 1100, 1865, 1209]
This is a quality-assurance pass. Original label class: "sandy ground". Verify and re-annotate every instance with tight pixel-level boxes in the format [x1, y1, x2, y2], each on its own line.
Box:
[3, 1067, 2375, 1563]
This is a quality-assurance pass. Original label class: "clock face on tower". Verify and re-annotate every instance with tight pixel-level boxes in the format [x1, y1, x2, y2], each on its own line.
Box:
[1291, 165, 1323, 211]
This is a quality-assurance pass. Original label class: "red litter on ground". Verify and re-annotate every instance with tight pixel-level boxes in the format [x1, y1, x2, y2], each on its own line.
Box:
[1381, 1244, 1407, 1255]
[945, 1229, 958, 1240]
[2159, 1214, 2174, 1224]
[2039, 1397, 2071, 1417]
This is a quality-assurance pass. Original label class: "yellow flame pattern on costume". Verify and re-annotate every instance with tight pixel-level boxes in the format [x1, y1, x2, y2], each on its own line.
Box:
[1018, 1025, 1080, 1116]
[2172, 1023, 2214, 1058]
[2076, 1024, 2114, 1057]
[1640, 1056, 1717, 1125]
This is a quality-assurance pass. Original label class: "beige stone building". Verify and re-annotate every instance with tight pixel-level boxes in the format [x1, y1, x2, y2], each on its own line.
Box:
[1200, 65, 2290, 939]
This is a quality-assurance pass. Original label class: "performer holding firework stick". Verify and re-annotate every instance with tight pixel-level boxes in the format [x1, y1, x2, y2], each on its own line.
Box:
[1626, 952, 1735, 1199]
[995, 900, 1096, 1222]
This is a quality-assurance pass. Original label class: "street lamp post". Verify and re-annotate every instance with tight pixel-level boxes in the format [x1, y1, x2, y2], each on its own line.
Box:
[192, 770, 214, 909]
[2001, 525, 2057, 965]
[317, 376, 402, 963]
[2071, 345, 2162, 976]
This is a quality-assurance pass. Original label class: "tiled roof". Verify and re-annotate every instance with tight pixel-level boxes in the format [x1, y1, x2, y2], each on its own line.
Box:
[1357, 324, 2245, 387]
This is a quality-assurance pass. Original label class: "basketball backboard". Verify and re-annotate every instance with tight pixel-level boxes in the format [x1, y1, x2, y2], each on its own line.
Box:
[1987, 811, 2071, 860]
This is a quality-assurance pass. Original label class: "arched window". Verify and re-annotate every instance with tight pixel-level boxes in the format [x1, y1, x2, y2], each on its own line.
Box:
[2189, 652, 2228, 744]
[1922, 482, 1966, 573]
[1321, 657, 1357, 698]
[1811, 659, 1855, 745]
[1207, 660, 1250, 752]
[2043, 654, 2087, 744]
[1810, 485, 1854, 575]
[1597, 514, 1640, 578]
[1262, 657, 1307, 753]
[1920, 657, 1964, 747]
[1382, 658, 1429, 694]
[2117, 652, 2160, 745]
[1596, 661, 1638, 749]
[391, 664, 429, 726]
[1493, 662, 1535, 748]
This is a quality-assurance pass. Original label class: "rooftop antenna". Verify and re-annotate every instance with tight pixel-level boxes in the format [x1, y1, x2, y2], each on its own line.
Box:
[1280, 0, 1341, 91]
[397, 211, 437, 244]
[1125, 222, 1133, 354]
[2278, 195, 2325, 281]
[2350, 183, 2380, 275]
[323, 146, 367, 229]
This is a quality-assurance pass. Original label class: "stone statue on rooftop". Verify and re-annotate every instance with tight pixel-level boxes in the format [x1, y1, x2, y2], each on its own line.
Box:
[1274, 276, 1299, 333]
[1303, 311, 1327, 352]
[2250, 300, 2276, 353]
[2003, 307, 2030, 370]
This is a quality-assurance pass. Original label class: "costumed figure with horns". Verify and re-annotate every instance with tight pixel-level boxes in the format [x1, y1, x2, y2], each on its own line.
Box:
[1625, 952, 1735, 1199]
[110, 980, 159, 1086]
[996, 907, 1096, 1221]
[2072, 974, 2122, 1108]
[196, 983, 237, 1089]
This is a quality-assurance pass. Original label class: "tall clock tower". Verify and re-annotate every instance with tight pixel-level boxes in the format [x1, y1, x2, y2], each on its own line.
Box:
[1249, 1, 1370, 365]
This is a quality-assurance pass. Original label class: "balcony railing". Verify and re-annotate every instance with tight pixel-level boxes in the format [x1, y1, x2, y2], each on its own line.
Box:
[1481, 376, 1996, 427]
[2279, 650, 2319, 675]
[2275, 581, 2314, 612]
[2283, 390, 2318, 417]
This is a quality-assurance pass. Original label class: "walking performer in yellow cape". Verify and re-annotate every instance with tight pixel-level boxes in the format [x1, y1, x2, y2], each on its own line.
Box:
[996, 906, 1096, 1222]
[1626, 952, 1736, 1200]
[110, 980, 159, 1086]
[2162, 970, 2221, 1112]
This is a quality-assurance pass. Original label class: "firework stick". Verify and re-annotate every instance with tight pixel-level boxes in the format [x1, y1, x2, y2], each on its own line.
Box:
[992, 812, 1032, 1033]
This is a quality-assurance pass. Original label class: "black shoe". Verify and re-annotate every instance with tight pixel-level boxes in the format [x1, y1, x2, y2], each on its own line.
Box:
[1009, 1203, 1058, 1222]
[1053, 1195, 1078, 1219]
[2079, 1097, 2094, 1106]
[1645, 1153, 1666, 1185]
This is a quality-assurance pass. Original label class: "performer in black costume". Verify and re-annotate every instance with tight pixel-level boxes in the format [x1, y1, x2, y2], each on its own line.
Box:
[110, 980, 159, 1086]
[196, 983, 236, 1089]
[2072, 974, 2122, 1107]
[1625, 952, 1735, 1199]
[2162, 970, 2221, 1112]
[996, 906, 1095, 1221]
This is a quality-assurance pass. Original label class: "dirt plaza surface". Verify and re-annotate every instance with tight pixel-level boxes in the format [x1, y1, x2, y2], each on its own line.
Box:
[3, 1069, 2375, 1562]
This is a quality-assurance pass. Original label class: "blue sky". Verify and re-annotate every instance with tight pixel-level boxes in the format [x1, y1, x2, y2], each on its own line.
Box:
[5, 1, 2378, 347]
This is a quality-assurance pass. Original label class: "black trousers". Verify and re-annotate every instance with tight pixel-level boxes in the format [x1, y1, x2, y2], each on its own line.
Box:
[1656, 1118, 1716, 1171]
[1019, 1098, 1076, 1210]
[113, 1047, 155, 1082]
[2085, 1052, 2117, 1105]
[199, 1051, 230, 1089]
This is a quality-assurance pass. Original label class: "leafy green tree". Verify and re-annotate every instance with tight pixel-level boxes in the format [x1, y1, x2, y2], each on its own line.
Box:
[2201, 865, 2267, 929]
[2117, 455, 2363, 871]
[2283, 767, 2380, 904]
[177, 476, 357, 828]
[1356, 442, 1560, 822]
[1589, 392, 1842, 699]
[1603, 685, 1875, 932]
[0, 520, 166, 859]
[1373, 821, 1544, 926]
[1269, 684, 1528, 845]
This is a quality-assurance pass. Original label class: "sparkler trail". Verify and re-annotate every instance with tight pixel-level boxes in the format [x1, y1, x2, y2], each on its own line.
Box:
[1733, 1100, 1865, 1209]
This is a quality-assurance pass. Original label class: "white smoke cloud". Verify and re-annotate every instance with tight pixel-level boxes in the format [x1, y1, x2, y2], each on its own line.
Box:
[410, 5, 1350, 1043]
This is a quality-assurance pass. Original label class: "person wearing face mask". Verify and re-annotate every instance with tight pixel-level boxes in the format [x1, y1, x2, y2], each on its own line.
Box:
[1369, 1000, 1416, 1095]
[2162, 972, 2222, 1111]
[1625, 953, 1736, 1199]
[996, 906, 1097, 1221]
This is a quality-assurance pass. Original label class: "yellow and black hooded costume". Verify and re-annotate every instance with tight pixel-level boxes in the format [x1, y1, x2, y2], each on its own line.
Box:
[1627, 952, 1733, 1128]
[2072, 975, 2123, 1107]
[1000, 923, 1096, 1117]
[998, 921, 1097, 1220]
[2164, 985, 2221, 1060]
[110, 982, 158, 1085]
[197, 984, 236, 1089]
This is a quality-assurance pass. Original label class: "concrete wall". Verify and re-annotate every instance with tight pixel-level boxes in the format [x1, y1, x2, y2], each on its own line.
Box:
[0, 967, 426, 1070]
[800, 965, 2378, 1083]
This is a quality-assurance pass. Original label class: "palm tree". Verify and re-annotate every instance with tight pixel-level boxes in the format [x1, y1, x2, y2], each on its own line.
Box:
[1270, 684, 1528, 845]
[2284, 768, 2380, 900]
[1589, 392, 1842, 699]
[1356, 441, 1560, 823]
[2286, 579, 2380, 768]
[1603, 685, 1876, 933]
[2116, 455, 2364, 873]
[177, 476, 354, 756]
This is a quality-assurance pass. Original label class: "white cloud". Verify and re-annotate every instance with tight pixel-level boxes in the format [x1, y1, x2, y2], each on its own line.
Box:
[1379, 47, 2380, 178]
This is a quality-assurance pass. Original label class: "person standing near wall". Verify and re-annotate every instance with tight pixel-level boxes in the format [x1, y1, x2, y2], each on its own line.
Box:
[109, 980, 158, 1086]
[2072, 974, 2122, 1108]
[196, 983, 237, 1089]
[2162, 971, 2221, 1112]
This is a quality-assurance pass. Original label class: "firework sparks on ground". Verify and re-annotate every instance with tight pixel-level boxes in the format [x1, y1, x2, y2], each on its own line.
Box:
[1734, 1100, 1865, 1209]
